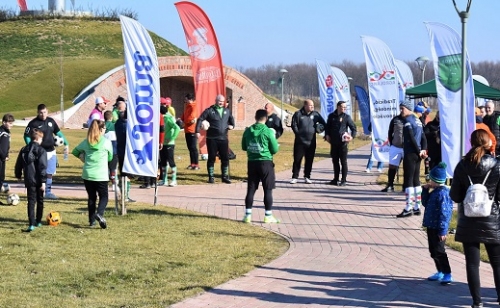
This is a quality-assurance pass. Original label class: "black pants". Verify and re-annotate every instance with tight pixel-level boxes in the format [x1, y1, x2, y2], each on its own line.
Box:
[26, 185, 44, 226]
[0, 159, 5, 187]
[206, 138, 229, 172]
[245, 161, 275, 211]
[185, 133, 199, 165]
[463, 242, 500, 305]
[330, 144, 348, 181]
[403, 152, 421, 188]
[292, 139, 316, 179]
[83, 180, 108, 224]
[160, 144, 176, 168]
[108, 154, 118, 178]
[427, 228, 451, 274]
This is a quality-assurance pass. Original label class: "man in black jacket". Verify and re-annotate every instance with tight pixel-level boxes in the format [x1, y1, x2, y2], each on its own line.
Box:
[483, 101, 500, 156]
[196, 94, 235, 184]
[264, 103, 284, 139]
[290, 99, 326, 184]
[0, 114, 14, 193]
[325, 101, 357, 186]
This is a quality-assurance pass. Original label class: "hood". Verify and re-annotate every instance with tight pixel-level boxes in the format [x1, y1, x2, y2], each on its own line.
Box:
[90, 137, 106, 150]
[22, 143, 37, 164]
[249, 123, 269, 137]
[463, 154, 497, 177]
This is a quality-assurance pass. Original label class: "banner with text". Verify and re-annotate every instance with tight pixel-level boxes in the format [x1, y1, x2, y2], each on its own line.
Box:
[120, 15, 160, 177]
[316, 59, 335, 121]
[361, 36, 399, 162]
[354, 85, 371, 134]
[175, 1, 226, 154]
[331, 66, 352, 117]
[395, 59, 414, 103]
[426, 22, 475, 177]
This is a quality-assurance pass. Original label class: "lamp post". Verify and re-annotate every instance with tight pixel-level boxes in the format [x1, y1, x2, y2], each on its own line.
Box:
[279, 68, 288, 121]
[415, 56, 430, 84]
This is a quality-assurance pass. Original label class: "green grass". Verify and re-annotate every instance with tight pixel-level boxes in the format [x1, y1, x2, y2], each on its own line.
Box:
[0, 200, 288, 307]
[0, 19, 187, 118]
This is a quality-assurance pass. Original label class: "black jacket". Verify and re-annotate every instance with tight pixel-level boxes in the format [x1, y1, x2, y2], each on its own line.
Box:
[424, 118, 441, 163]
[450, 154, 500, 244]
[196, 105, 235, 140]
[325, 110, 357, 146]
[483, 111, 500, 155]
[14, 142, 47, 187]
[291, 108, 325, 146]
[265, 113, 284, 139]
[0, 125, 10, 161]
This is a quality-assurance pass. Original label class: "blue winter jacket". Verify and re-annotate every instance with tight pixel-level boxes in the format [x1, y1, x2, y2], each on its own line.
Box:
[422, 185, 453, 236]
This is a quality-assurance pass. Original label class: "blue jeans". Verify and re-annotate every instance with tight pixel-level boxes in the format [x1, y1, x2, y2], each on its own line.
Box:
[366, 157, 383, 170]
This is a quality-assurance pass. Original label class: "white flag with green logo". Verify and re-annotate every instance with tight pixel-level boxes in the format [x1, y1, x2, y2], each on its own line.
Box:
[331, 66, 352, 116]
[426, 22, 475, 177]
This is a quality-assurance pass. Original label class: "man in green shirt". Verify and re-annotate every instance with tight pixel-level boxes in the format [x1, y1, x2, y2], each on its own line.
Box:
[241, 109, 280, 224]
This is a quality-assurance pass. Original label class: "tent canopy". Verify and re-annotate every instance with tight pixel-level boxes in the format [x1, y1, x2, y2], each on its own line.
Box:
[406, 79, 500, 100]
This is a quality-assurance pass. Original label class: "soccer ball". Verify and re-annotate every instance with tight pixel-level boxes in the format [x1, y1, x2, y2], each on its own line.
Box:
[7, 193, 20, 206]
[1, 183, 10, 193]
[200, 120, 210, 131]
[200, 154, 209, 160]
[46, 211, 62, 226]
[315, 123, 325, 134]
[342, 132, 352, 142]
[54, 136, 64, 147]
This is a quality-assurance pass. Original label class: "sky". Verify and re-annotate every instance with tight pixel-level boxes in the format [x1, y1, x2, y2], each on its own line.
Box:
[1, 0, 499, 69]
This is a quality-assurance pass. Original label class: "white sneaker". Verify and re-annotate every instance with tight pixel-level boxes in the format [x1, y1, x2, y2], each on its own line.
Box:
[365, 168, 371, 173]
[158, 180, 168, 186]
[377, 168, 383, 173]
[304, 177, 312, 184]
[289, 178, 298, 184]
[168, 180, 177, 187]
[45, 192, 58, 199]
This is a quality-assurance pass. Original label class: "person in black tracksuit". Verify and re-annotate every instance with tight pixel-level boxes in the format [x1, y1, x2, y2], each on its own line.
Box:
[264, 103, 284, 139]
[325, 101, 357, 186]
[290, 99, 326, 184]
[196, 94, 235, 184]
[0, 114, 14, 192]
[15, 128, 47, 232]
[483, 101, 500, 156]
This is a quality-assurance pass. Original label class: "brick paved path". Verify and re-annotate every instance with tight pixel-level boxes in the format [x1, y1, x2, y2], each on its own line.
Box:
[46, 144, 499, 307]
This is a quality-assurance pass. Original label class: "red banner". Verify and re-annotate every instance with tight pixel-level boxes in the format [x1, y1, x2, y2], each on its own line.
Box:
[18, 0, 28, 11]
[175, 1, 226, 154]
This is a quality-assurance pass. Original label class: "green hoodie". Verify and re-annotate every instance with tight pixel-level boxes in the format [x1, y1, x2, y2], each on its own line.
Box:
[72, 137, 113, 181]
[241, 123, 279, 161]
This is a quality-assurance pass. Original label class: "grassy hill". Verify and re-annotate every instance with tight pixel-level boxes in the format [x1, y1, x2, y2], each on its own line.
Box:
[0, 18, 188, 119]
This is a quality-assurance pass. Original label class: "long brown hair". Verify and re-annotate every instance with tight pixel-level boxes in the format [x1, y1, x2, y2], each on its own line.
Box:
[464, 129, 491, 166]
[87, 119, 105, 146]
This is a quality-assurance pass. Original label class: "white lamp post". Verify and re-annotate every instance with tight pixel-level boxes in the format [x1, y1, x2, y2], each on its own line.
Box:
[279, 68, 288, 121]
[415, 56, 430, 84]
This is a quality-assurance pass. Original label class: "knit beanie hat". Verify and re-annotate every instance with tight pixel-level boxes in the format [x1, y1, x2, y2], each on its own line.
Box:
[429, 162, 447, 184]
[414, 105, 425, 114]
[400, 99, 414, 112]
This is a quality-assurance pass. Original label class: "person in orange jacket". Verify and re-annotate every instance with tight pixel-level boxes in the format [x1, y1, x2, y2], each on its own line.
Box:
[180, 93, 199, 170]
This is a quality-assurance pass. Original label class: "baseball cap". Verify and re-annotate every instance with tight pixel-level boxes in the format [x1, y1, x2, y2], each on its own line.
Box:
[95, 96, 110, 105]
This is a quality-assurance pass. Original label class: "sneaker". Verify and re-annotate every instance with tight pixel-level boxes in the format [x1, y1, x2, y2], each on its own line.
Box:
[36, 222, 42, 227]
[89, 221, 96, 227]
[289, 178, 298, 184]
[381, 186, 394, 193]
[208, 177, 215, 184]
[427, 272, 444, 281]
[264, 215, 280, 223]
[139, 184, 151, 189]
[95, 214, 107, 229]
[365, 168, 371, 173]
[329, 179, 339, 186]
[168, 180, 177, 187]
[45, 192, 58, 199]
[158, 180, 168, 186]
[339, 181, 347, 186]
[396, 209, 413, 218]
[304, 177, 312, 184]
[413, 208, 421, 216]
[222, 177, 231, 184]
[193, 165, 200, 170]
[377, 168, 383, 173]
[471, 304, 483, 308]
[25, 225, 36, 232]
[242, 214, 252, 223]
[125, 197, 136, 203]
[440, 273, 453, 285]
[186, 165, 194, 170]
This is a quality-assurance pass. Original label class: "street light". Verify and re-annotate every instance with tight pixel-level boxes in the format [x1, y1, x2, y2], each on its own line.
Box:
[415, 56, 430, 84]
[279, 68, 288, 121]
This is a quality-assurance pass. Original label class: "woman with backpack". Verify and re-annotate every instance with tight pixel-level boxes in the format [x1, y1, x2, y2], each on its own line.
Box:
[450, 129, 500, 308]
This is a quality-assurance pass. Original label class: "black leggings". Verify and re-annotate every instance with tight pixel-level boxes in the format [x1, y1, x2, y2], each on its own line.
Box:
[463, 242, 500, 305]
[403, 152, 421, 188]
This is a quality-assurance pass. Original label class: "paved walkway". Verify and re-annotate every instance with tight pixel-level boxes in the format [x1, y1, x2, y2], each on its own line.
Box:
[41, 144, 499, 307]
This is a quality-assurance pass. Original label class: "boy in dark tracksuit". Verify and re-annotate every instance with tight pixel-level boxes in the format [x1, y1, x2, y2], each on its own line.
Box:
[0, 114, 14, 192]
[15, 129, 47, 232]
